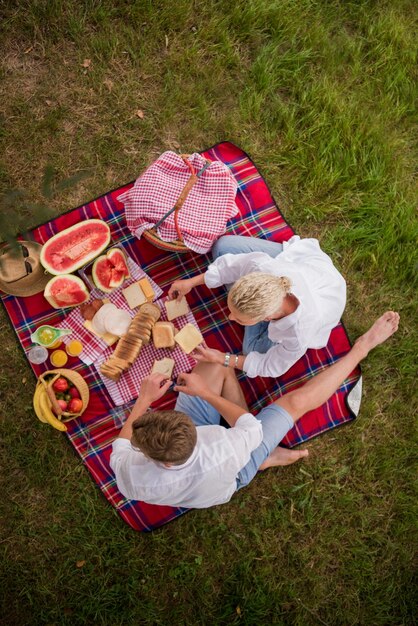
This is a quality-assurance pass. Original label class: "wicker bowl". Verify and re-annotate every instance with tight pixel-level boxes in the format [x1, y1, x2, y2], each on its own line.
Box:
[37, 369, 89, 421]
[142, 228, 189, 253]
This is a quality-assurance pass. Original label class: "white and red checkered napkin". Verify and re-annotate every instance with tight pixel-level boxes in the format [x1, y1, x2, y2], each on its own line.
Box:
[118, 151, 239, 254]
[57, 257, 163, 365]
[94, 298, 198, 406]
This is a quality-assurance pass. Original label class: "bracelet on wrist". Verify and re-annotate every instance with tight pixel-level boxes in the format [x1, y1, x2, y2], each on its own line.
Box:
[223, 352, 231, 367]
[234, 354, 239, 368]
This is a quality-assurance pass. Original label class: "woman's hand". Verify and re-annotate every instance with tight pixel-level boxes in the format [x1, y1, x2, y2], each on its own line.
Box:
[167, 279, 194, 301]
[192, 343, 224, 365]
[140, 374, 172, 405]
[167, 274, 206, 301]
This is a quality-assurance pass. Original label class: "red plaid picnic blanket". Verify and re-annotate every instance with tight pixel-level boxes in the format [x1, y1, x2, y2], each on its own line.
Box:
[119, 151, 239, 253]
[0, 142, 361, 532]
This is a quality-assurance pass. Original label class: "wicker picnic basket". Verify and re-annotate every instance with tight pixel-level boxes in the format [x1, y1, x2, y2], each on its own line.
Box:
[142, 154, 210, 253]
[37, 368, 89, 421]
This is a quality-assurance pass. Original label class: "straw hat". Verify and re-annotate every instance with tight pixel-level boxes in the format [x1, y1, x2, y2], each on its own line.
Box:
[0, 241, 50, 297]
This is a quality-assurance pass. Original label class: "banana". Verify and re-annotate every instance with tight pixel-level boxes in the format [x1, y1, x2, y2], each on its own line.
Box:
[38, 386, 67, 432]
[33, 385, 48, 423]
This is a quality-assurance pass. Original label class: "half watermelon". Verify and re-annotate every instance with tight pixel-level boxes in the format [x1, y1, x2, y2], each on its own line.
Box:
[44, 275, 89, 309]
[92, 247, 130, 293]
[40, 220, 111, 275]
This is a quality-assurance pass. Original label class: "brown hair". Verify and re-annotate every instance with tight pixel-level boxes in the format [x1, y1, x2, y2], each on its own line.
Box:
[131, 410, 197, 465]
[229, 272, 292, 322]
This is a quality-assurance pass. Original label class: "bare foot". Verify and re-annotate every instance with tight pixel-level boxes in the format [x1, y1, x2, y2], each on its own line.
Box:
[259, 446, 309, 470]
[355, 311, 400, 358]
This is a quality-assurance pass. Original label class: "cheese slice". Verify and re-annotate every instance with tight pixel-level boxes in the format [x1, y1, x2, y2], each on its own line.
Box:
[174, 323, 203, 354]
[83, 320, 119, 346]
[137, 277, 155, 301]
[165, 298, 190, 321]
[122, 282, 147, 309]
[151, 358, 175, 378]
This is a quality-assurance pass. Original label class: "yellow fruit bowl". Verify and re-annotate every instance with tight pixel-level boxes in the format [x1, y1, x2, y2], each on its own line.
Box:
[33, 369, 89, 431]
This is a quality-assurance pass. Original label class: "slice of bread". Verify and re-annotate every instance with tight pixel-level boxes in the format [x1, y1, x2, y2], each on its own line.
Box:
[151, 357, 175, 378]
[152, 321, 176, 349]
[174, 323, 203, 354]
[165, 298, 190, 321]
[122, 282, 147, 309]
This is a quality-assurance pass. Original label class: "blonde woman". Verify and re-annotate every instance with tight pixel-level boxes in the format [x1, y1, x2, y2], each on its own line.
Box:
[168, 235, 346, 378]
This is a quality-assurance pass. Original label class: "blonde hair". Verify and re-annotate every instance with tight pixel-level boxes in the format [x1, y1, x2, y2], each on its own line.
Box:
[131, 410, 197, 465]
[228, 272, 292, 322]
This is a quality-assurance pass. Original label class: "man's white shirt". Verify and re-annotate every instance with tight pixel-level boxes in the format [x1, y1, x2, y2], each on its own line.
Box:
[204, 236, 346, 377]
[110, 413, 263, 508]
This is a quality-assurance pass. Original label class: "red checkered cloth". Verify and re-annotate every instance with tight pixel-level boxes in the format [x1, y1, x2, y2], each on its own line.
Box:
[57, 255, 163, 365]
[119, 151, 239, 253]
[94, 298, 197, 405]
[0, 141, 361, 532]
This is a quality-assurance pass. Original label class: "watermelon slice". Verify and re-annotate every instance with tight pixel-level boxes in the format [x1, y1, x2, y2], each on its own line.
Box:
[44, 275, 89, 309]
[40, 220, 111, 275]
[107, 248, 130, 278]
[92, 247, 130, 293]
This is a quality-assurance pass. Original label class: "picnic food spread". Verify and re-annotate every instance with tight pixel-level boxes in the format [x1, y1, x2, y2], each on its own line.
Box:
[15, 218, 204, 430]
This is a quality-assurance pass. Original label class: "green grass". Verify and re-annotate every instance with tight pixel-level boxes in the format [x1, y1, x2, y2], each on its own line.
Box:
[0, 0, 417, 624]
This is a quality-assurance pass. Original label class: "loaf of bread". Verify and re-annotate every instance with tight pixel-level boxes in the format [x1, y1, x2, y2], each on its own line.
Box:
[140, 302, 161, 321]
[151, 357, 175, 378]
[174, 323, 203, 354]
[101, 303, 162, 381]
[152, 321, 176, 349]
[165, 297, 190, 321]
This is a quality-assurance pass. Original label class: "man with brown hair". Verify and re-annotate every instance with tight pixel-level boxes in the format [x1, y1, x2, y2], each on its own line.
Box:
[110, 312, 399, 509]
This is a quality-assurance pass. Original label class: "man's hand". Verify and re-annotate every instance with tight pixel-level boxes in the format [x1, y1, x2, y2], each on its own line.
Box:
[192, 343, 224, 365]
[140, 374, 172, 405]
[167, 279, 194, 301]
[174, 372, 210, 398]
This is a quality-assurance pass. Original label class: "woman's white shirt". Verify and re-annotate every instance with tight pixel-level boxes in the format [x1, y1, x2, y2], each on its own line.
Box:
[204, 236, 346, 377]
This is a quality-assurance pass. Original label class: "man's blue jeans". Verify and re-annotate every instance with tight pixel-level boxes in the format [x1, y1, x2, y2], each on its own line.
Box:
[175, 392, 294, 490]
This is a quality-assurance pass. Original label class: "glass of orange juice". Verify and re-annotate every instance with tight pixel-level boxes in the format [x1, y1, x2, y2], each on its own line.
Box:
[66, 340, 83, 357]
